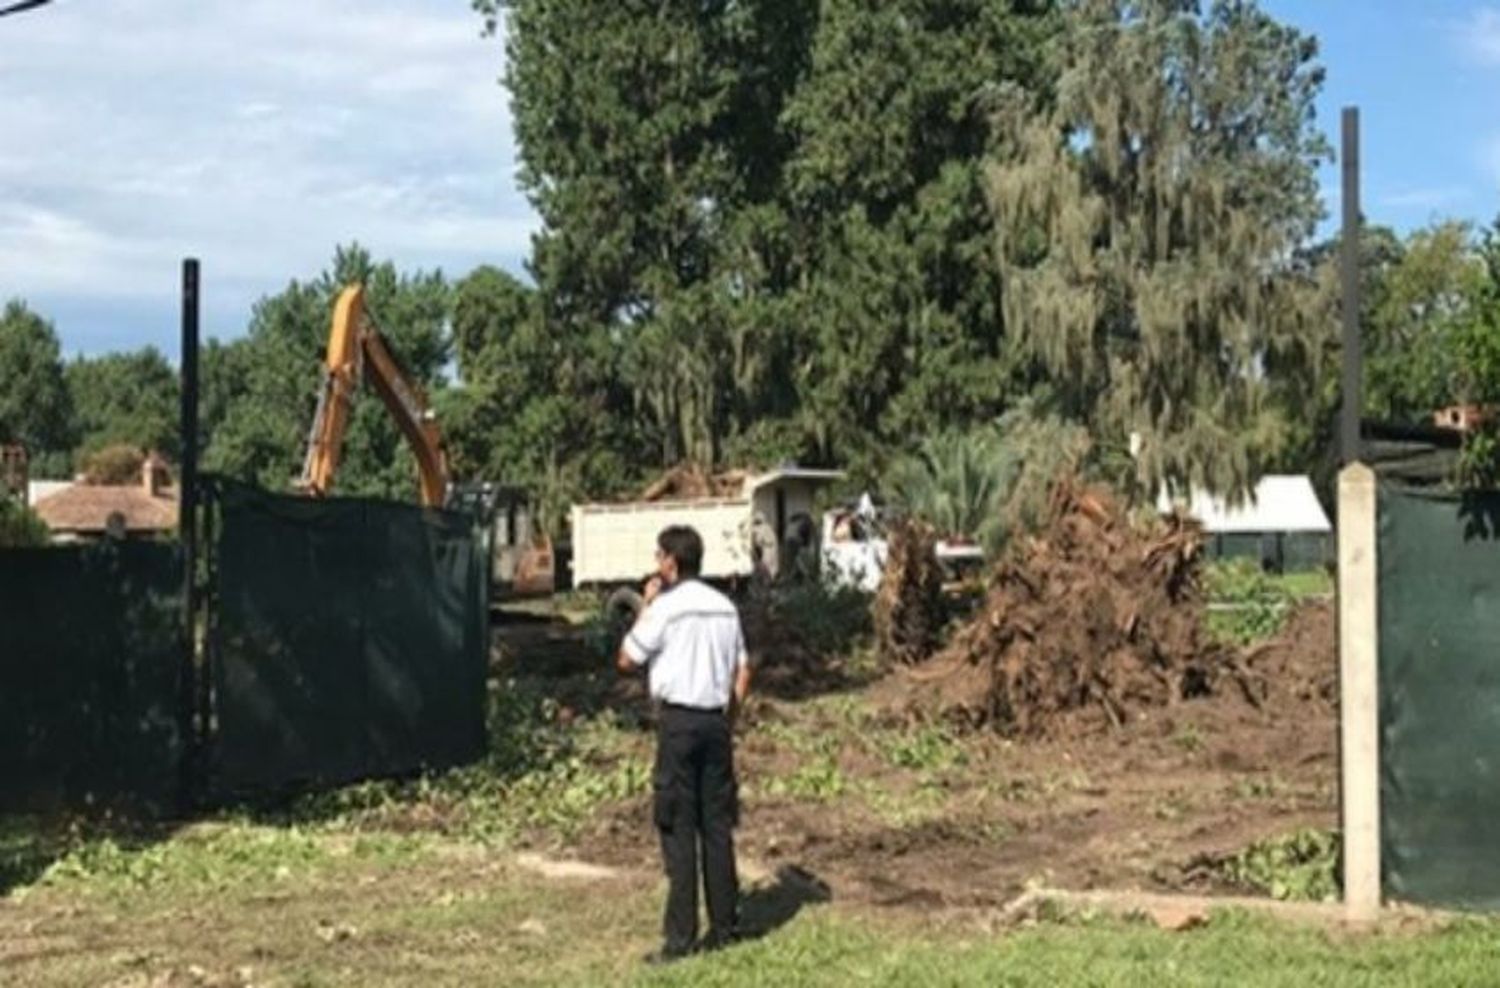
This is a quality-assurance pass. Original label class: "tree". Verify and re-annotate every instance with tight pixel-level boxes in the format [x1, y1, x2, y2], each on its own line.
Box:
[78, 443, 149, 485]
[66, 347, 180, 460]
[204, 245, 451, 500]
[480, 0, 1055, 486]
[0, 300, 75, 468]
[1451, 218, 1500, 485]
[779, 0, 1056, 476]
[199, 337, 254, 466]
[448, 265, 630, 531]
[0, 496, 49, 547]
[1364, 222, 1484, 423]
[487, 0, 818, 470]
[988, 0, 1330, 500]
[888, 429, 1014, 553]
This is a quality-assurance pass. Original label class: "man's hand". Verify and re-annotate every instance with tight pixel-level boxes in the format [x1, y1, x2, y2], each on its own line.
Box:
[643, 575, 663, 605]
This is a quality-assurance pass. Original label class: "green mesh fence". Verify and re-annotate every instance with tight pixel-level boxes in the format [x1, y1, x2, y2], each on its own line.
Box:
[205, 479, 487, 798]
[1378, 483, 1500, 910]
[0, 542, 183, 813]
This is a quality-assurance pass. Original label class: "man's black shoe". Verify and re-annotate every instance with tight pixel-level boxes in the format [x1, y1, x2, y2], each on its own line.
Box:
[643, 944, 693, 966]
[698, 929, 740, 953]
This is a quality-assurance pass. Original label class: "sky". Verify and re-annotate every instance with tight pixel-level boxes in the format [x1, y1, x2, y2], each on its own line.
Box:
[1262, 0, 1500, 232]
[1, 1, 1498, 361]
[0, 0, 534, 358]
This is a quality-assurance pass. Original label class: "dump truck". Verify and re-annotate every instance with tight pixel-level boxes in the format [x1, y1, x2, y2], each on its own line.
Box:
[569, 466, 844, 626]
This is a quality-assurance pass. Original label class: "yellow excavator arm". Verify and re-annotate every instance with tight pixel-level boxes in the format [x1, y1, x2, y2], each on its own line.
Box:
[298, 285, 449, 508]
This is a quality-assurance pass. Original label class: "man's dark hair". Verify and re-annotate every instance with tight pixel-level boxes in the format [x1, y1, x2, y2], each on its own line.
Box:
[658, 525, 704, 578]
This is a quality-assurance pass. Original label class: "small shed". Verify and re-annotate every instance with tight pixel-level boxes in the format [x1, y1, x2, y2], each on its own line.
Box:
[1156, 474, 1332, 572]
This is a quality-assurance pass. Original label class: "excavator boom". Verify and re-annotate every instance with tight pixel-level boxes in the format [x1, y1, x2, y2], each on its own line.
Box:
[298, 285, 448, 508]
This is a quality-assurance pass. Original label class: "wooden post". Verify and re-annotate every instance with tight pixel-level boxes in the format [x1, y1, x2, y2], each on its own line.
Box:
[1340, 107, 1362, 466]
[178, 258, 201, 811]
[1338, 462, 1380, 922]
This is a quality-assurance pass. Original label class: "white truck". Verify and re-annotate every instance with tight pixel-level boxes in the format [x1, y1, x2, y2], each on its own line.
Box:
[569, 467, 844, 623]
[821, 493, 987, 593]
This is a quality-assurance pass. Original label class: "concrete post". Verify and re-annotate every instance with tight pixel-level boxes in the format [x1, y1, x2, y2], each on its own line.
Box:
[1338, 462, 1380, 922]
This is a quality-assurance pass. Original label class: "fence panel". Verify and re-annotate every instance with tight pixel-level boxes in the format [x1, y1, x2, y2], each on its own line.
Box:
[1378, 484, 1500, 909]
[208, 480, 486, 798]
[0, 542, 182, 813]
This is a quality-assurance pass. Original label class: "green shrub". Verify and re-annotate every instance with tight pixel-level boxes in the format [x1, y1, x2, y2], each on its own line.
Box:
[771, 579, 873, 658]
[1204, 559, 1291, 645]
[1221, 829, 1340, 902]
[0, 497, 49, 547]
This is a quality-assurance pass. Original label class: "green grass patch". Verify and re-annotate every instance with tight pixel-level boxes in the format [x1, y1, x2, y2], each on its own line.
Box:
[877, 724, 968, 773]
[758, 755, 848, 802]
[4, 815, 425, 901]
[5, 822, 1499, 987]
[1275, 569, 1333, 598]
[1204, 560, 1294, 645]
[1219, 828, 1341, 902]
[284, 680, 650, 844]
[629, 910, 1500, 988]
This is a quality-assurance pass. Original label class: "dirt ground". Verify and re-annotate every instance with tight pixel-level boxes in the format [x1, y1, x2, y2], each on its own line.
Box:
[500, 599, 1337, 911]
[0, 600, 1340, 986]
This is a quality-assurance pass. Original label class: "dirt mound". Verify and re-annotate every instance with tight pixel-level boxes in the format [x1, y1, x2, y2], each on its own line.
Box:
[1234, 600, 1337, 711]
[873, 518, 945, 666]
[897, 482, 1229, 736]
[640, 464, 747, 501]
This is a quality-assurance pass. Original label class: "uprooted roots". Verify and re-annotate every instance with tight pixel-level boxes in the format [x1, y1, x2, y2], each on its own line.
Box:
[907, 481, 1230, 737]
[873, 517, 946, 666]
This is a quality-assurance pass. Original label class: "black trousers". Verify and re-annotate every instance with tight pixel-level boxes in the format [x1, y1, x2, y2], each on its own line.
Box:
[653, 704, 738, 950]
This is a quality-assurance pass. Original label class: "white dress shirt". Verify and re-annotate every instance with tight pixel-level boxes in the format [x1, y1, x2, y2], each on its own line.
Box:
[622, 579, 747, 709]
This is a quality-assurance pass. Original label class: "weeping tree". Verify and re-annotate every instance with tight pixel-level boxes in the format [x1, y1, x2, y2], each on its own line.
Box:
[987, 0, 1331, 501]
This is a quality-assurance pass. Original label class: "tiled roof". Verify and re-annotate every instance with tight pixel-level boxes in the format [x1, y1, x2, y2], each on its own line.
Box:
[33, 484, 179, 533]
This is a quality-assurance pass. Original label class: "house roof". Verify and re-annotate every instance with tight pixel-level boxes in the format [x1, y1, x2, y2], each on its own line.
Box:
[27, 480, 72, 506]
[1156, 475, 1331, 534]
[32, 484, 179, 533]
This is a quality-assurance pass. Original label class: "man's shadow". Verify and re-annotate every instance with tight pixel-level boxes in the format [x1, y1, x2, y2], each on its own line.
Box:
[737, 864, 832, 940]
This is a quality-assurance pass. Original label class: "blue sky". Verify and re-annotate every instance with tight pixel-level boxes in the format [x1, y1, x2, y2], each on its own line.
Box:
[1263, 1, 1500, 233]
[1, 1, 1498, 361]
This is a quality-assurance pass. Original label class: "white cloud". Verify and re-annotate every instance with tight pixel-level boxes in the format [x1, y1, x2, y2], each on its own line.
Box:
[1463, 7, 1500, 64]
[0, 0, 537, 353]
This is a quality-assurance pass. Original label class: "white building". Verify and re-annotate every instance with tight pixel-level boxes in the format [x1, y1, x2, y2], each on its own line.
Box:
[1157, 474, 1332, 572]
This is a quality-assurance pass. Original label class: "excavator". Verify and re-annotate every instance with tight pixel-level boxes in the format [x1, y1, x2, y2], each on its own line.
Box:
[298, 284, 448, 507]
[297, 284, 556, 598]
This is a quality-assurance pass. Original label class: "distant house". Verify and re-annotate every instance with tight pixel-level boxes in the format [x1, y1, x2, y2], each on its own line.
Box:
[27, 480, 73, 507]
[1156, 474, 1332, 573]
[32, 453, 178, 543]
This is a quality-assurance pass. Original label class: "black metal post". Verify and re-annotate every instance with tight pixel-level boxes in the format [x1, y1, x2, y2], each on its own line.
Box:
[1340, 107, 1362, 465]
[178, 258, 201, 811]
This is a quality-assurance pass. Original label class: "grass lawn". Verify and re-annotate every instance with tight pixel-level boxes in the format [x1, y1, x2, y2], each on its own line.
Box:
[0, 815, 1493, 987]
[1274, 569, 1334, 599]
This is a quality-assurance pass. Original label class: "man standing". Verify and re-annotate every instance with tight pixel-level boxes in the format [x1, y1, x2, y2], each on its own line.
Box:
[617, 525, 752, 963]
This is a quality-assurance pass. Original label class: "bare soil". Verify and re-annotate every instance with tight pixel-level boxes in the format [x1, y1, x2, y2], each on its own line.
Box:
[506, 596, 1338, 913]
